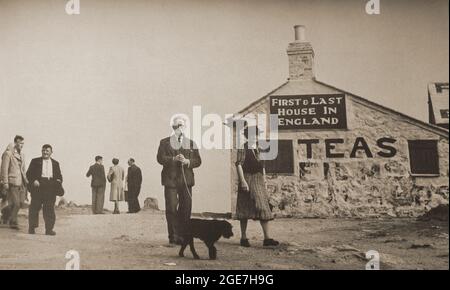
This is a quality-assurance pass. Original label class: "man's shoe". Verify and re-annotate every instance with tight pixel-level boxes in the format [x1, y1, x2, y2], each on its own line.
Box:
[240, 238, 251, 247]
[263, 239, 280, 247]
[28, 228, 36, 234]
[45, 230, 56, 236]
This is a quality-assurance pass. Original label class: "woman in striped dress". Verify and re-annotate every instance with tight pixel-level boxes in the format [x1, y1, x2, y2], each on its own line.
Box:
[235, 126, 279, 247]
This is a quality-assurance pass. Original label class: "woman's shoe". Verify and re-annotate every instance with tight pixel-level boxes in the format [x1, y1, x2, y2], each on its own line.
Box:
[263, 239, 280, 247]
[240, 238, 251, 247]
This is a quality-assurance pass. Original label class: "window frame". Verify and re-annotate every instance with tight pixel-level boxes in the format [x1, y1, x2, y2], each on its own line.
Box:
[264, 139, 295, 175]
[407, 139, 440, 177]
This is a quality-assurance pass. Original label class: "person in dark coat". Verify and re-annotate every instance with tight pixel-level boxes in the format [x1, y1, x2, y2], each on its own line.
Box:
[26, 144, 63, 236]
[86, 155, 107, 214]
[157, 116, 201, 244]
[126, 158, 142, 213]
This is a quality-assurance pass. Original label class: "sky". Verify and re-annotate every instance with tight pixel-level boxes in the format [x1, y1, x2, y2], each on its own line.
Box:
[0, 0, 448, 213]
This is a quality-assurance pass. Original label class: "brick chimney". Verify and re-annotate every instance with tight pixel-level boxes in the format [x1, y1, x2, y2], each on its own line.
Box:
[287, 25, 315, 80]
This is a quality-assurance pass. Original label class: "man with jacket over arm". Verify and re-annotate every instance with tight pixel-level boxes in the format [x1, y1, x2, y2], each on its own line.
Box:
[0, 135, 28, 229]
[26, 144, 63, 236]
[157, 116, 201, 245]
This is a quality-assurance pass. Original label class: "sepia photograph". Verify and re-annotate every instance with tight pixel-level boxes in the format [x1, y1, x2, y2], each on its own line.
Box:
[0, 0, 448, 280]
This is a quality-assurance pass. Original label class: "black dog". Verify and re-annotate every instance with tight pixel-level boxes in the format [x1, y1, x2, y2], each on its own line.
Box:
[179, 219, 233, 260]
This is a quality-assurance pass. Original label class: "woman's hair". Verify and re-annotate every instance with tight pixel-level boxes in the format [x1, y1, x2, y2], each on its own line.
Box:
[42, 144, 53, 151]
[112, 158, 119, 165]
[14, 135, 24, 143]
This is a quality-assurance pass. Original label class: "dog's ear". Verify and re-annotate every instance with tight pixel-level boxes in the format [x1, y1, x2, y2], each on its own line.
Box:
[220, 220, 234, 238]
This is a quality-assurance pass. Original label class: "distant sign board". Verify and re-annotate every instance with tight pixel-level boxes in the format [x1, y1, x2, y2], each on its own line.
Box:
[270, 94, 347, 130]
[428, 83, 449, 128]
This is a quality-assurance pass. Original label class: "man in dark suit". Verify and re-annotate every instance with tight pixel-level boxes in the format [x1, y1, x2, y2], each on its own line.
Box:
[86, 155, 107, 214]
[157, 116, 201, 244]
[126, 158, 142, 213]
[26, 144, 63, 235]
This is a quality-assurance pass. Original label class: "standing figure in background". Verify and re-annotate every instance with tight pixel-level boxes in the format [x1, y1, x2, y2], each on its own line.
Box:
[107, 158, 124, 214]
[157, 116, 202, 245]
[86, 155, 107, 214]
[0, 135, 28, 229]
[27, 144, 63, 235]
[126, 158, 142, 213]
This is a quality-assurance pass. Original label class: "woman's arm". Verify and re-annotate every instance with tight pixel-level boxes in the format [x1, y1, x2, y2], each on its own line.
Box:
[262, 167, 268, 189]
[236, 165, 249, 192]
[235, 149, 249, 191]
[107, 167, 113, 182]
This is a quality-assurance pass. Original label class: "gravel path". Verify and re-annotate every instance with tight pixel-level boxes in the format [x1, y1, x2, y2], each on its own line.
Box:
[0, 208, 448, 270]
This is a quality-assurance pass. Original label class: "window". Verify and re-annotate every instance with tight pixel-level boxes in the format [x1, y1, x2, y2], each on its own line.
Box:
[265, 140, 294, 174]
[408, 140, 440, 175]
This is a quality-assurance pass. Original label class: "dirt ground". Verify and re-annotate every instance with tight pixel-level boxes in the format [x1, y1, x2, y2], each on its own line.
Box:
[0, 207, 448, 270]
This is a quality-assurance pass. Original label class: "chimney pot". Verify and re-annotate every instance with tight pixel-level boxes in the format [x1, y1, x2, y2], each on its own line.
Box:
[287, 25, 315, 80]
[294, 25, 306, 42]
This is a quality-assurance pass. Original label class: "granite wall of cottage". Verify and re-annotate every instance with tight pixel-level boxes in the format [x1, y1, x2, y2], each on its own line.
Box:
[231, 94, 449, 218]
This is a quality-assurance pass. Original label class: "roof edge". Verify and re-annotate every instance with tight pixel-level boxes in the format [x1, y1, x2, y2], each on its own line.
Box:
[235, 79, 449, 139]
[314, 80, 449, 139]
[237, 81, 289, 115]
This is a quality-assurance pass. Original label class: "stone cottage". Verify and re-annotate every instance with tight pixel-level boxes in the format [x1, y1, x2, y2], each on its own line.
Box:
[229, 25, 449, 218]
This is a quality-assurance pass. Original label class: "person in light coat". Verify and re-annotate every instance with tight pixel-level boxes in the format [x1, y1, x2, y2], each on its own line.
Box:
[107, 158, 124, 214]
[0, 135, 28, 229]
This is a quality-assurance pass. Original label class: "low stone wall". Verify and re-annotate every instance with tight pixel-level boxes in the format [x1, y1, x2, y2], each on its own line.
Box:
[266, 170, 449, 218]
